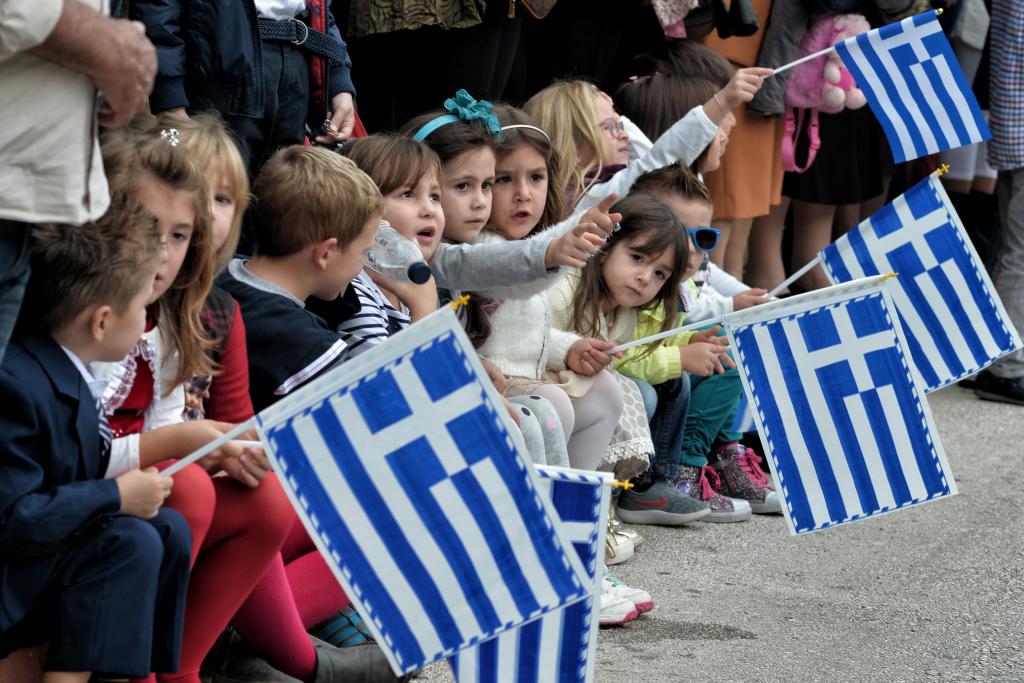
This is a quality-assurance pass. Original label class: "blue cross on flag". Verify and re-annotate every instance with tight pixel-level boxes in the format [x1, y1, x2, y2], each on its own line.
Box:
[724, 276, 957, 534]
[835, 10, 991, 163]
[449, 466, 609, 683]
[820, 173, 1021, 391]
[254, 307, 591, 675]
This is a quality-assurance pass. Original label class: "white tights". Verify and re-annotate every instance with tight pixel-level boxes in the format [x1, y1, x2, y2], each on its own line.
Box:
[530, 370, 623, 471]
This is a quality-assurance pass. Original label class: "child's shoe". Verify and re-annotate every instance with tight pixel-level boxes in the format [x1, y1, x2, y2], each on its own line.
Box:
[604, 520, 635, 565]
[709, 444, 782, 515]
[610, 514, 645, 549]
[598, 576, 640, 626]
[617, 478, 711, 526]
[673, 465, 752, 523]
[603, 570, 654, 614]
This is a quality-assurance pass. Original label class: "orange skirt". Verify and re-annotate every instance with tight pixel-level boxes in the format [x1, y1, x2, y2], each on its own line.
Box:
[704, 107, 784, 221]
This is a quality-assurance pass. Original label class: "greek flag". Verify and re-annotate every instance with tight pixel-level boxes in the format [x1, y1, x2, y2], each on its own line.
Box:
[835, 10, 991, 163]
[255, 308, 590, 675]
[820, 174, 1021, 391]
[724, 276, 957, 535]
[450, 466, 609, 683]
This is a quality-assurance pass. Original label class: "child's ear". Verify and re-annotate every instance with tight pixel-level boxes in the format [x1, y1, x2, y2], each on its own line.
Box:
[88, 305, 114, 343]
[312, 238, 339, 270]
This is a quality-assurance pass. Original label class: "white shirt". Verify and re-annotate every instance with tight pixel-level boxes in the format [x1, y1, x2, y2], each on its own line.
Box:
[0, 0, 110, 224]
[59, 345, 107, 403]
[254, 0, 307, 20]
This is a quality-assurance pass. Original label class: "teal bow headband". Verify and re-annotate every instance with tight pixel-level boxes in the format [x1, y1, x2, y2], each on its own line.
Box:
[412, 89, 502, 142]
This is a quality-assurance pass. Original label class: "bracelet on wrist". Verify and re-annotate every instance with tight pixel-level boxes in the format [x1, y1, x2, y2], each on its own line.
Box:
[713, 93, 729, 119]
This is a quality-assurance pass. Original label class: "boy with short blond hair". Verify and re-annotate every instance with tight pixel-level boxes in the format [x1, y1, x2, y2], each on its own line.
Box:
[0, 196, 192, 682]
[220, 145, 385, 411]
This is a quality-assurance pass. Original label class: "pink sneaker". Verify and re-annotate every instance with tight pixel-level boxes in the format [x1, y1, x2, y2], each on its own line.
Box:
[709, 444, 782, 515]
[673, 465, 752, 523]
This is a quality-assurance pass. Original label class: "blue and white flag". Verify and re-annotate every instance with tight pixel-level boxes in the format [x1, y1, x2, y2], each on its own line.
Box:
[835, 10, 991, 163]
[820, 174, 1021, 391]
[255, 307, 591, 675]
[724, 276, 957, 535]
[450, 466, 610, 683]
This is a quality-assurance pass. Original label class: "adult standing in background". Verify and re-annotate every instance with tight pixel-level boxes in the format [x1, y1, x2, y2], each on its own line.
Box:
[0, 0, 156, 363]
[975, 0, 1024, 406]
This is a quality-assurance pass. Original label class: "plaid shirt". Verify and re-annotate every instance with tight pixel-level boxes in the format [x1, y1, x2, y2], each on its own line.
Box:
[988, 0, 1024, 170]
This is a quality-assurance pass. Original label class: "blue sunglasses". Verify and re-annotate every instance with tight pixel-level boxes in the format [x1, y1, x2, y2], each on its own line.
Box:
[686, 227, 720, 253]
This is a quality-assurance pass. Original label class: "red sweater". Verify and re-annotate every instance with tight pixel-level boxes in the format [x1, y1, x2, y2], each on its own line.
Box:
[201, 289, 255, 423]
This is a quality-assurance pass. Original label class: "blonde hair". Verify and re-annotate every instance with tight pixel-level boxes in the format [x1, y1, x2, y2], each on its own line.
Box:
[156, 112, 250, 274]
[250, 146, 384, 257]
[524, 80, 608, 208]
[101, 122, 216, 391]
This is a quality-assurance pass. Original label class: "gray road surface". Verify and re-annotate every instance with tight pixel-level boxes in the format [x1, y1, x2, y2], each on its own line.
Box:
[418, 384, 1024, 682]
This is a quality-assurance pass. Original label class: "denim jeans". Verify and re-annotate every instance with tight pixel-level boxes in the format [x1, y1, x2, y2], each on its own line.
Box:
[632, 378, 658, 422]
[645, 376, 691, 480]
[0, 220, 31, 365]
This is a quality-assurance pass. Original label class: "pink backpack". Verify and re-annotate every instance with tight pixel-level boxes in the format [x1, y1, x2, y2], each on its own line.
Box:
[782, 13, 870, 173]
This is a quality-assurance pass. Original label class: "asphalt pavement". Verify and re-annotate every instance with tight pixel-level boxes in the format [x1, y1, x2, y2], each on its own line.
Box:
[419, 384, 1024, 682]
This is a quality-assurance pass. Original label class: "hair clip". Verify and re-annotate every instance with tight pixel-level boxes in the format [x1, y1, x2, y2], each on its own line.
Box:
[160, 128, 181, 147]
[412, 89, 501, 142]
[500, 123, 551, 143]
[612, 222, 622, 233]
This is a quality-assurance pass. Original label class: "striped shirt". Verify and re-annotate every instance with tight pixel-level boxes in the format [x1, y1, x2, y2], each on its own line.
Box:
[988, 0, 1024, 170]
[336, 271, 411, 357]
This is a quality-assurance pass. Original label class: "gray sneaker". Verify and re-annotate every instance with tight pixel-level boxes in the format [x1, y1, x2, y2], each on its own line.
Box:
[616, 479, 712, 526]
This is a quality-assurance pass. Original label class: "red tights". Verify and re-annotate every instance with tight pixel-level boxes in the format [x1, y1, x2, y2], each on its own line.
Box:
[139, 464, 293, 683]
[230, 517, 351, 680]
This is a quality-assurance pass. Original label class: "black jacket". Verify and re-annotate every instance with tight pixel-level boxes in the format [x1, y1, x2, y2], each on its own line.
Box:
[0, 333, 121, 630]
[132, 0, 354, 117]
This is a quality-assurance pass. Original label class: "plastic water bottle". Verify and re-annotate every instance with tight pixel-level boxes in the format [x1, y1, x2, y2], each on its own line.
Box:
[364, 223, 432, 284]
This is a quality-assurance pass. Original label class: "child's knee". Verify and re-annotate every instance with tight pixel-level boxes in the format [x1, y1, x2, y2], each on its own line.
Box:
[148, 508, 193, 570]
[251, 474, 296, 543]
[164, 463, 216, 535]
[101, 517, 165, 576]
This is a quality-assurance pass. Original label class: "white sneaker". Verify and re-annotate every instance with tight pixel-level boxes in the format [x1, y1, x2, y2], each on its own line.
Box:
[604, 571, 654, 614]
[598, 578, 639, 626]
[604, 526, 634, 566]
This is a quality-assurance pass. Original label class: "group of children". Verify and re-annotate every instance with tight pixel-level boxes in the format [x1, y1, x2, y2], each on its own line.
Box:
[2, 47, 794, 682]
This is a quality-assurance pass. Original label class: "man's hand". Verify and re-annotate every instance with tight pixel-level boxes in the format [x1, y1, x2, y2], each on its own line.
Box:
[28, 1, 157, 128]
[315, 92, 355, 144]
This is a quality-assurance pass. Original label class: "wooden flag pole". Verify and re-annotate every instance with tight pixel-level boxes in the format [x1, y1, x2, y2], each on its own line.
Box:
[770, 8, 942, 77]
[767, 256, 822, 299]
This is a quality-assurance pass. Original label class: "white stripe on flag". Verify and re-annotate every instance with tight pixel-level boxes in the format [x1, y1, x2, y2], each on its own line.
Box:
[751, 323, 832, 528]
[908, 62, 961, 147]
[331, 391, 483, 641]
[929, 52, 985, 143]
[938, 259, 1005, 360]
[842, 45, 915, 161]
[537, 610, 564, 680]
[866, 28, 939, 154]
[431, 477, 521, 621]
[877, 384, 930, 501]
[470, 457, 562, 614]
[291, 412, 446, 658]
[843, 394, 898, 511]
[782, 316, 866, 521]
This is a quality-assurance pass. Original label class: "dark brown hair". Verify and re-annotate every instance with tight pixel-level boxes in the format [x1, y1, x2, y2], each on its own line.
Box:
[250, 145, 384, 256]
[400, 111, 498, 164]
[631, 163, 713, 207]
[340, 134, 442, 197]
[571, 195, 688, 356]
[490, 104, 567, 230]
[28, 195, 163, 333]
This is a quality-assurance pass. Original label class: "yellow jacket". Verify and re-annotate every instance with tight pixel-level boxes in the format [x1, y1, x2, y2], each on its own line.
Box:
[613, 303, 695, 386]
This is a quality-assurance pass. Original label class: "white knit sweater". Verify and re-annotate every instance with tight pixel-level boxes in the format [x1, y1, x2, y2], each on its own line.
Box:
[473, 230, 581, 379]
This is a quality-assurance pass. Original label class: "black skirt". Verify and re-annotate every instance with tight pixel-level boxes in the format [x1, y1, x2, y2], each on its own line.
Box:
[782, 106, 888, 205]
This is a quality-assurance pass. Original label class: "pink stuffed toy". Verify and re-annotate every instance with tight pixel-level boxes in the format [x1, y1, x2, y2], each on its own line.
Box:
[782, 13, 870, 172]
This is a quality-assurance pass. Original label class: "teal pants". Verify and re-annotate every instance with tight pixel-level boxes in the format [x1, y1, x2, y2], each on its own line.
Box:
[679, 366, 743, 468]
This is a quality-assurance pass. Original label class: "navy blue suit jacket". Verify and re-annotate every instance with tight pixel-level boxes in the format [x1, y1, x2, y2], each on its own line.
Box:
[0, 332, 121, 631]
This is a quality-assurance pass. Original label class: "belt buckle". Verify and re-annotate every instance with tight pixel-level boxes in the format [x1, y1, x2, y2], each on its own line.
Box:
[290, 18, 308, 45]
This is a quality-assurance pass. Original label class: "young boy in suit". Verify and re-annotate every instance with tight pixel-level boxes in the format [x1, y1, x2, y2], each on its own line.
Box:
[0, 196, 192, 682]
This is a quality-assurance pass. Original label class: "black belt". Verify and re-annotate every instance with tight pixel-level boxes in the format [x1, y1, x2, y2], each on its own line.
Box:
[258, 17, 347, 64]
